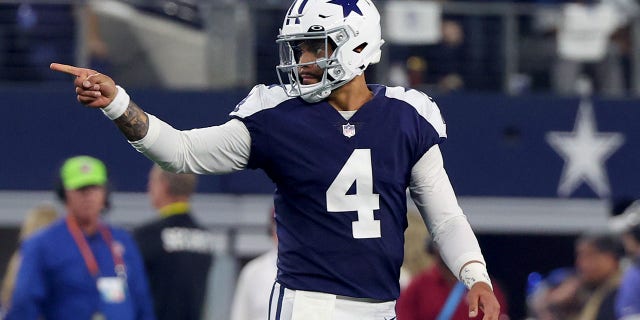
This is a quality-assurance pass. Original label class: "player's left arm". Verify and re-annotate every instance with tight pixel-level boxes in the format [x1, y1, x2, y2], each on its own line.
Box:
[409, 145, 500, 319]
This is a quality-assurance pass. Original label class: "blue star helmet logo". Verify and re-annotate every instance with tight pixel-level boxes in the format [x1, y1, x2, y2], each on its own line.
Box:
[328, 0, 363, 17]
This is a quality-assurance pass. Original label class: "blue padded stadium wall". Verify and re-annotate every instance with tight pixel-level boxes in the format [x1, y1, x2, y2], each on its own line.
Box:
[2, 86, 638, 199]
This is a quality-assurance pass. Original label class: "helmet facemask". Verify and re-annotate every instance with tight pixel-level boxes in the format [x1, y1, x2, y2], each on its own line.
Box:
[275, 0, 384, 103]
[276, 27, 352, 103]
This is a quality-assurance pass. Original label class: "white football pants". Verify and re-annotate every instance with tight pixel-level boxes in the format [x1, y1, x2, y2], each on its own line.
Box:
[268, 282, 397, 320]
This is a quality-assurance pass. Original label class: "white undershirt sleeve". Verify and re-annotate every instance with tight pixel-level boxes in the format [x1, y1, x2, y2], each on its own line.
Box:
[409, 145, 492, 289]
[129, 114, 251, 174]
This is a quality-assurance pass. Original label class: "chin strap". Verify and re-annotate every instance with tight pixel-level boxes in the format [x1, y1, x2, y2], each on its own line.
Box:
[301, 88, 331, 103]
[300, 76, 354, 103]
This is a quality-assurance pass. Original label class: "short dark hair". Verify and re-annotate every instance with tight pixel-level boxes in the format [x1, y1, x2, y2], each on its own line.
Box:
[577, 232, 625, 260]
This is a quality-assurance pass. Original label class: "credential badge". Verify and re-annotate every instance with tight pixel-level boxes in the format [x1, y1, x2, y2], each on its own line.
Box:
[342, 123, 356, 138]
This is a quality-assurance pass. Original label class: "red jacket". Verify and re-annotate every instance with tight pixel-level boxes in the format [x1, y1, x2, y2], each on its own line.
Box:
[396, 265, 509, 320]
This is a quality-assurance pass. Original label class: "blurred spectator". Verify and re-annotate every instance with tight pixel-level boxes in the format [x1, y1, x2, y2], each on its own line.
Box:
[4, 155, 155, 320]
[544, 233, 624, 320]
[130, 0, 204, 28]
[391, 19, 468, 93]
[0, 2, 71, 81]
[404, 56, 428, 89]
[83, 1, 110, 69]
[133, 164, 213, 320]
[614, 200, 640, 318]
[543, 271, 583, 319]
[575, 233, 624, 319]
[427, 19, 467, 92]
[399, 210, 432, 290]
[526, 268, 578, 320]
[0, 1, 109, 82]
[230, 209, 277, 320]
[0, 204, 58, 312]
[551, 0, 632, 96]
[396, 237, 510, 320]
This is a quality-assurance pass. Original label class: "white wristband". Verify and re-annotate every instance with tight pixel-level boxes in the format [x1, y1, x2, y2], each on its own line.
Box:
[101, 85, 130, 120]
[459, 262, 493, 290]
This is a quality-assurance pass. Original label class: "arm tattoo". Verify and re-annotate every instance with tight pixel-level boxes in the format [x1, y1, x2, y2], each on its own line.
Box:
[113, 101, 149, 141]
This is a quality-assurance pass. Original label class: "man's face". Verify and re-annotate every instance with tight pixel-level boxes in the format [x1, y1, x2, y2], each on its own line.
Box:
[575, 241, 618, 285]
[65, 185, 106, 224]
[293, 39, 333, 85]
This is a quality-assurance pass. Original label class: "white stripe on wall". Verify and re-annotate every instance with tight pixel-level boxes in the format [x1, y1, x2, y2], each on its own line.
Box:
[0, 191, 611, 254]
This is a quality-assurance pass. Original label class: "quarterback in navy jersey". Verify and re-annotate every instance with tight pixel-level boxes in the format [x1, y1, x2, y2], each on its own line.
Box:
[230, 83, 446, 302]
[51, 0, 500, 319]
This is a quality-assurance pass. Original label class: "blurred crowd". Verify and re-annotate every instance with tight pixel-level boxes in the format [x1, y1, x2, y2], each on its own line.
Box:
[0, 155, 638, 319]
[0, 157, 213, 320]
[1, 0, 639, 96]
[387, 0, 640, 96]
[394, 200, 640, 320]
[524, 201, 640, 320]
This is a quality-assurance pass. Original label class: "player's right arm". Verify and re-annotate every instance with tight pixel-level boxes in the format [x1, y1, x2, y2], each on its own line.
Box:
[50, 63, 251, 174]
[50, 63, 150, 140]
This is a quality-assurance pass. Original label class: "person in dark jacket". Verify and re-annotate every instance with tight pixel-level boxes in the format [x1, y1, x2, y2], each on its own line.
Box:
[134, 164, 214, 320]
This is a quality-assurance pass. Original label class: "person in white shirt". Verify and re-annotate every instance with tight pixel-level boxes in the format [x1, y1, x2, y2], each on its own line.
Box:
[231, 211, 278, 320]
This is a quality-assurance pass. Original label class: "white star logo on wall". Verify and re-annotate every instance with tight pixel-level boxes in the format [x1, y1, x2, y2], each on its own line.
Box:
[546, 99, 625, 198]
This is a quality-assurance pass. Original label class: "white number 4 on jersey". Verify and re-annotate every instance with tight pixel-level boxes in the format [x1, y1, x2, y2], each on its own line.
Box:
[326, 149, 381, 239]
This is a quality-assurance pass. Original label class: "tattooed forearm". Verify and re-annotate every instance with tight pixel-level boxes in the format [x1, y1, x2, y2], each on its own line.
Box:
[113, 101, 149, 141]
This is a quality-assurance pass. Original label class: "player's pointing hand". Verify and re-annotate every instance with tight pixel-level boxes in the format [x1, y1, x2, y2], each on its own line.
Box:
[50, 63, 117, 109]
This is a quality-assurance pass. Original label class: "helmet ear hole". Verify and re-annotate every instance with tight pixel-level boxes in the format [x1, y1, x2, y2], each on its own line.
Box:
[327, 38, 338, 51]
[353, 42, 368, 53]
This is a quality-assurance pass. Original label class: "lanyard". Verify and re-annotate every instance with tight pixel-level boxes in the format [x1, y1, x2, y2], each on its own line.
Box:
[65, 215, 126, 278]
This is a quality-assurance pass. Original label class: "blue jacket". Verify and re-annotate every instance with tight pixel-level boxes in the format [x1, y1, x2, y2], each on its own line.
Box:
[5, 218, 156, 320]
[616, 259, 640, 318]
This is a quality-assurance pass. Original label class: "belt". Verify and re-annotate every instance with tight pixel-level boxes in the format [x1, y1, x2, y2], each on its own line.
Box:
[276, 281, 392, 304]
[335, 295, 392, 304]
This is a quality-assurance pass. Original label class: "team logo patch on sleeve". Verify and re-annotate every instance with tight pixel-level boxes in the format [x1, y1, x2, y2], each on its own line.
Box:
[342, 123, 356, 138]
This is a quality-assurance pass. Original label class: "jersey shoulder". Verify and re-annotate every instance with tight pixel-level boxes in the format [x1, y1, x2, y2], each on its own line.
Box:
[229, 84, 294, 119]
[383, 86, 447, 138]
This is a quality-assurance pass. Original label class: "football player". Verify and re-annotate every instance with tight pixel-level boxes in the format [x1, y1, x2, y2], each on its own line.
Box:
[51, 0, 500, 319]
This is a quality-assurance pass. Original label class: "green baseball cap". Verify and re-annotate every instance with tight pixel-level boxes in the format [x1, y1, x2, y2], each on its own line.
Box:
[60, 156, 107, 190]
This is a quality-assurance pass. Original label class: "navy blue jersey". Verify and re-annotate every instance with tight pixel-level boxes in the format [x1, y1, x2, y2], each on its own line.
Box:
[230, 84, 446, 300]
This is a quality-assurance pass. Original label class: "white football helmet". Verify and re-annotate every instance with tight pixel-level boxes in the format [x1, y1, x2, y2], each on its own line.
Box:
[276, 0, 385, 103]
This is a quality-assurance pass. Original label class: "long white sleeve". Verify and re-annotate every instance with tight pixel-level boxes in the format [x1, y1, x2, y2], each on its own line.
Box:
[409, 145, 491, 288]
[129, 114, 251, 174]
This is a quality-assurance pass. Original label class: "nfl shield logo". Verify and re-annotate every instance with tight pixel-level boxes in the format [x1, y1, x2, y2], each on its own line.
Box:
[342, 123, 356, 138]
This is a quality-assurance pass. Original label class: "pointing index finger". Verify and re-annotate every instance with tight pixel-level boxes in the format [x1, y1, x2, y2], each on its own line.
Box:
[50, 63, 82, 76]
